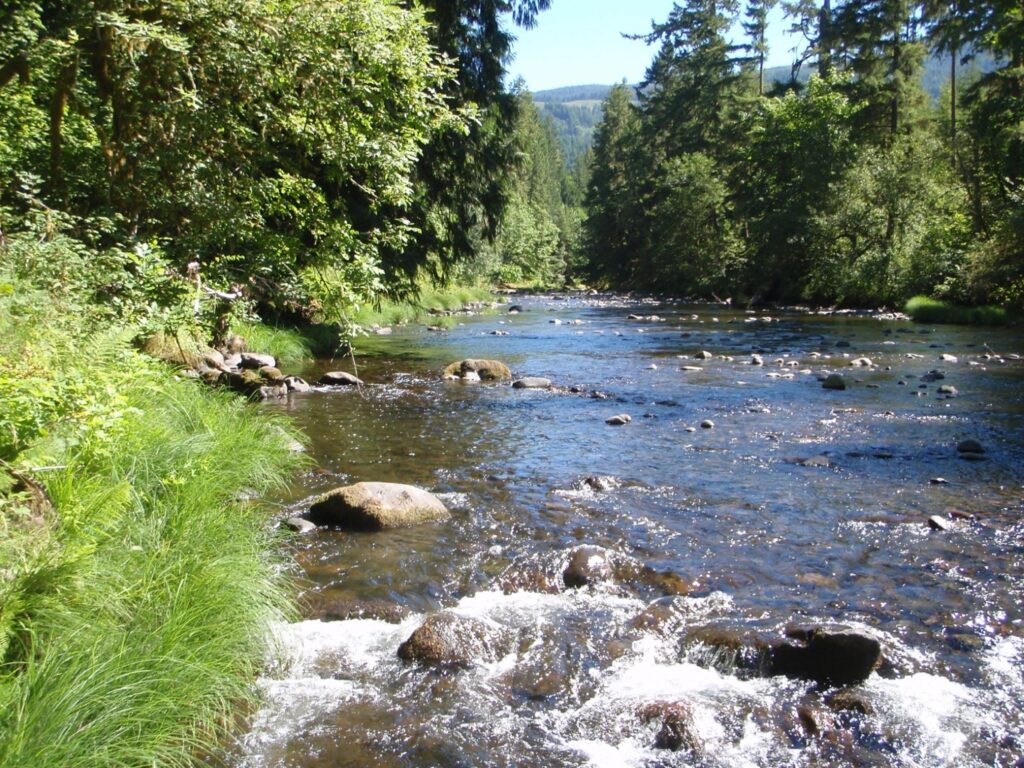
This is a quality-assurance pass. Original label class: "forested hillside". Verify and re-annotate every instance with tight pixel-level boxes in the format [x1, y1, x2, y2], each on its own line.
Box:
[579, 0, 1022, 309]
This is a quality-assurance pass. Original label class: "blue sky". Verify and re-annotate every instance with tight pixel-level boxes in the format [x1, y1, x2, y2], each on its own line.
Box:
[508, 0, 804, 92]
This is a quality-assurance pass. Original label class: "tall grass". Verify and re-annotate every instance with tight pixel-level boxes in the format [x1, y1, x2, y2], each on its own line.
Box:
[0, 284, 306, 766]
[349, 285, 496, 328]
[231, 321, 313, 366]
[905, 295, 1011, 326]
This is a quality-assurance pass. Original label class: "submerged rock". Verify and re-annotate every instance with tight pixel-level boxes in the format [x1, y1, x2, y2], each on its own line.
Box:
[320, 370, 364, 386]
[397, 612, 508, 667]
[304, 594, 409, 623]
[822, 374, 847, 391]
[638, 701, 704, 755]
[770, 629, 882, 687]
[512, 377, 552, 389]
[306, 482, 450, 531]
[443, 358, 512, 381]
[283, 516, 317, 534]
[957, 439, 985, 456]
[582, 475, 621, 491]
[563, 545, 614, 589]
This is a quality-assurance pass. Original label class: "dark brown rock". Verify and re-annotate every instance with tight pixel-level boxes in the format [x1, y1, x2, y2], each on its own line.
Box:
[638, 702, 704, 755]
[397, 612, 508, 667]
[442, 359, 512, 381]
[563, 545, 613, 589]
[770, 629, 881, 687]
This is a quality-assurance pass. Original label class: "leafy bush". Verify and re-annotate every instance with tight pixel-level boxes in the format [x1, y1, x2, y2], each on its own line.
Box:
[904, 295, 1010, 325]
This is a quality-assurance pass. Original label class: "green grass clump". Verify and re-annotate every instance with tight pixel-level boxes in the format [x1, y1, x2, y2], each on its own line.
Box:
[349, 284, 495, 328]
[905, 295, 1010, 326]
[0, 279, 306, 766]
[231, 321, 313, 366]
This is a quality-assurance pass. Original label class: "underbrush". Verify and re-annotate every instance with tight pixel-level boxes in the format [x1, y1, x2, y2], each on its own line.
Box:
[905, 295, 1011, 326]
[0, 266, 305, 766]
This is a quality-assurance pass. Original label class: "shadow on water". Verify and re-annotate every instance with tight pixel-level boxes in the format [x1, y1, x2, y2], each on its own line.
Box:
[242, 295, 1024, 767]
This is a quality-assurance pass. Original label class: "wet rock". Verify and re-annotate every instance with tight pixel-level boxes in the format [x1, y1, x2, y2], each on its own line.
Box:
[257, 384, 288, 400]
[957, 439, 985, 455]
[700, 419, 715, 429]
[937, 384, 958, 396]
[512, 377, 552, 389]
[442, 358, 512, 381]
[306, 482, 450, 531]
[303, 594, 409, 623]
[606, 414, 632, 426]
[320, 370, 364, 386]
[921, 369, 945, 382]
[563, 545, 614, 589]
[770, 629, 882, 687]
[222, 369, 263, 396]
[822, 373, 847, 391]
[939, 353, 958, 363]
[835, 340, 851, 348]
[850, 357, 873, 367]
[751, 354, 764, 365]
[695, 350, 714, 360]
[283, 516, 317, 534]
[582, 475, 621, 491]
[284, 375, 311, 393]
[927, 515, 954, 531]
[798, 455, 833, 468]
[826, 689, 874, 715]
[397, 612, 507, 667]
[638, 701, 704, 755]
[682, 626, 774, 675]
[240, 352, 276, 370]
[930, 477, 948, 485]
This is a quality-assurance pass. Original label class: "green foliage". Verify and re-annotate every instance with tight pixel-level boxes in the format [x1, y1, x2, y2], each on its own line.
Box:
[905, 295, 1010, 324]
[231, 322, 312, 367]
[0, 264, 305, 767]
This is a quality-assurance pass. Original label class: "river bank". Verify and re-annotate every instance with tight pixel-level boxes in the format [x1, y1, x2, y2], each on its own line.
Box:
[238, 293, 1024, 767]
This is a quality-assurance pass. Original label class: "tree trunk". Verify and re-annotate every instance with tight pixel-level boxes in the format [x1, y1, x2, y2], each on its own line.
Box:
[818, 0, 832, 78]
[49, 58, 78, 201]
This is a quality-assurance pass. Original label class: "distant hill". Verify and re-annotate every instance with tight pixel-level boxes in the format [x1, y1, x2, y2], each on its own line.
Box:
[533, 52, 994, 165]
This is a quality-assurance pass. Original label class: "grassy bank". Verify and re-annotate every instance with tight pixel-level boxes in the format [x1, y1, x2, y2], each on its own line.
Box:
[348, 285, 497, 328]
[905, 296, 1011, 326]
[0, 262, 305, 765]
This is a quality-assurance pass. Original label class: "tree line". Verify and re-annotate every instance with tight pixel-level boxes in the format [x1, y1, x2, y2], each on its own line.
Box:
[580, 0, 1022, 309]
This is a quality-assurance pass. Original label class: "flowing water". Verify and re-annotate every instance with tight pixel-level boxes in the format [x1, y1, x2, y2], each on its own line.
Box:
[236, 295, 1024, 767]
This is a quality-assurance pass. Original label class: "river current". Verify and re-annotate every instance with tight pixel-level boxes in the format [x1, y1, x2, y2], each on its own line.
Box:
[238, 294, 1023, 767]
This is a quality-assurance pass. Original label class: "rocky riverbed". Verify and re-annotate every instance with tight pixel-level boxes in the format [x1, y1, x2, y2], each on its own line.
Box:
[235, 294, 1024, 767]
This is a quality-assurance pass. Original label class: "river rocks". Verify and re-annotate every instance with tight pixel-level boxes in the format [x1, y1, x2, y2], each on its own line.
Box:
[700, 419, 715, 429]
[304, 594, 410, 623]
[939, 353, 959, 363]
[957, 439, 985, 457]
[563, 545, 614, 589]
[937, 384, 958, 396]
[850, 357, 873, 367]
[927, 515, 954, 531]
[638, 701, 704, 755]
[397, 612, 508, 667]
[583, 475, 621, 491]
[283, 516, 317, 534]
[259, 365, 286, 383]
[240, 351, 276, 370]
[822, 373, 847, 390]
[513, 377, 552, 389]
[695, 350, 713, 360]
[306, 482, 450, 531]
[443, 358, 512, 381]
[606, 414, 632, 425]
[921, 369, 945, 382]
[284, 375, 311, 393]
[769, 629, 882, 687]
[320, 370, 364, 386]
[751, 354, 764, 365]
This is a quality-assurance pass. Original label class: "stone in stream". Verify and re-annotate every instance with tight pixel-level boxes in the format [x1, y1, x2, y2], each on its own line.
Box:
[822, 373, 847, 390]
[927, 515, 954, 531]
[258, 365, 286, 383]
[305, 482, 450, 531]
[283, 516, 317, 534]
[303, 594, 410, 623]
[769, 628, 882, 687]
[442, 358, 512, 381]
[319, 370, 364, 386]
[284, 375, 311, 393]
[937, 384, 958, 396]
[921, 369, 946, 382]
[239, 351, 276, 370]
[695, 350, 714, 360]
[397, 612, 510, 667]
[563, 545, 614, 589]
[700, 419, 715, 429]
[850, 357, 873, 367]
[512, 377, 552, 389]
[257, 384, 287, 400]
[826, 689, 874, 716]
[751, 354, 764, 365]
[638, 701, 704, 755]
[582, 475, 621, 491]
[956, 439, 985, 456]
[939, 353, 959, 363]
[606, 414, 632, 426]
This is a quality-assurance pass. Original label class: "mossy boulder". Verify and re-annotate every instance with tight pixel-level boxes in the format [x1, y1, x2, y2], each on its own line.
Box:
[443, 359, 512, 381]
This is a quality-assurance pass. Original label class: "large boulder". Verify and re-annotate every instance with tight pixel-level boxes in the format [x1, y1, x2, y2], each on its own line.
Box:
[770, 628, 881, 687]
[306, 482, 450, 531]
[240, 352, 276, 370]
[443, 359, 512, 381]
[397, 612, 509, 667]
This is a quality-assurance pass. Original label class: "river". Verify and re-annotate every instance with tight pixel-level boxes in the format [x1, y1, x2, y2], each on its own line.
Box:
[236, 294, 1023, 767]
